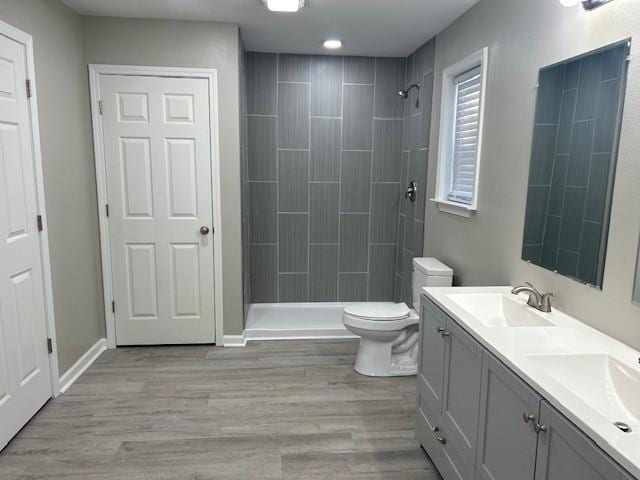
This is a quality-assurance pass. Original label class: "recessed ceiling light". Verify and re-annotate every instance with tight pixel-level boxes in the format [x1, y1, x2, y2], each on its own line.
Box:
[323, 39, 343, 50]
[263, 0, 305, 12]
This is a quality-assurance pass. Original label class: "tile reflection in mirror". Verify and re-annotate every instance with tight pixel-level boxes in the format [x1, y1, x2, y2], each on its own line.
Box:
[522, 40, 630, 288]
[634, 238, 640, 304]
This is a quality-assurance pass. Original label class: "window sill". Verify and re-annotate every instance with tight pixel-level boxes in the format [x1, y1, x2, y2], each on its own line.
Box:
[431, 198, 476, 218]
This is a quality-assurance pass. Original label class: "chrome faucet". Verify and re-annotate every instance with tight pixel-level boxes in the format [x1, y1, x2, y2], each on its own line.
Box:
[511, 282, 555, 313]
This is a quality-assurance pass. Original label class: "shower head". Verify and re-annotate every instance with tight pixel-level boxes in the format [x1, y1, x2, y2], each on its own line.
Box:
[398, 82, 420, 108]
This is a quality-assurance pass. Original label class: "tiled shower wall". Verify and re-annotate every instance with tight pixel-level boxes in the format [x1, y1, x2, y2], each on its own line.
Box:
[239, 38, 251, 324]
[395, 39, 435, 305]
[245, 42, 435, 304]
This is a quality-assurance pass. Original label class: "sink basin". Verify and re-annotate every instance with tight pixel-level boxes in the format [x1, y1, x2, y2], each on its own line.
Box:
[446, 293, 556, 328]
[526, 353, 640, 429]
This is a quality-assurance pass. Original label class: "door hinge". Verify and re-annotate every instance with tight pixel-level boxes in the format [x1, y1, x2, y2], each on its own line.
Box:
[36, 214, 43, 232]
[98, 100, 104, 115]
[105, 204, 109, 217]
[26, 79, 32, 98]
[47, 338, 53, 354]
[112, 301, 115, 313]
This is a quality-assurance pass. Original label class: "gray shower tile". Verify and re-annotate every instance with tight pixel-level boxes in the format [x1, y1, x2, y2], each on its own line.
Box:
[556, 89, 577, 155]
[584, 153, 611, 223]
[523, 186, 550, 245]
[310, 55, 342, 117]
[344, 56, 375, 84]
[278, 83, 310, 149]
[339, 273, 368, 302]
[403, 214, 420, 254]
[249, 182, 277, 243]
[248, 116, 277, 181]
[415, 151, 428, 222]
[401, 249, 414, 306]
[342, 84, 374, 149]
[393, 274, 402, 303]
[310, 118, 341, 181]
[369, 244, 396, 301]
[414, 221, 424, 256]
[399, 152, 409, 216]
[593, 79, 620, 153]
[559, 187, 587, 252]
[577, 221, 602, 286]
[339, 214, 369, 272]
[375, 57, 406, 118]
[250, 244, 278, 302]
[563, 60, 580, 90]
[601, 44, 626, 81]
[278, 54, 310, 82]
[413, 41, 435, 80]
[279, 213, 309, 273]
[370, 183, 399, 244]
[247, 52, 277, 115]
[340, 151, 371, 213]
[279, 274, 309, 302]
[567, 120, 594, 187]
[557, 249, 579, 278]
[540, 215, 561, 270]
[522, 245, 542, 264]
[309, 244, 339, 301]
[408, 145, 428, 189]
[535, 65, 564, 124]
[396, 215, 405, 274]
[310, 182, 339, 243]
[528, 124, 558, 185]
[575, 53, 602, 121]
[372, 119, 403, 182]
[420, 70, 434, 148]
[278, 150, 309, 212]
[548, 155, 568, 216]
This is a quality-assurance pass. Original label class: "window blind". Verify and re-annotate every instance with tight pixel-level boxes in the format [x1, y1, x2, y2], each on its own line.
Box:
[448, 65, 482, 205]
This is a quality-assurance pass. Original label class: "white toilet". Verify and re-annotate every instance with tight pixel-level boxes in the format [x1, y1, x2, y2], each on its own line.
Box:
[342, 258, 453, 377]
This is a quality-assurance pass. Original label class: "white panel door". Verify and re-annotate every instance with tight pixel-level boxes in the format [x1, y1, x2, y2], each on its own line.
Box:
[100, 75, 215, 345]
[0, 33, 52, 449]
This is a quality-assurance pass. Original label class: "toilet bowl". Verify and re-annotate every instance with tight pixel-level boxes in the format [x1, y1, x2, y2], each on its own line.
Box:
[342, 258, 453, 377]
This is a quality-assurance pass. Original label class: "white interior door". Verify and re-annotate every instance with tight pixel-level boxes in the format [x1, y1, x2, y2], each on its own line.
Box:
[100, 74, 215, 345]
[0, 33, 52, 449]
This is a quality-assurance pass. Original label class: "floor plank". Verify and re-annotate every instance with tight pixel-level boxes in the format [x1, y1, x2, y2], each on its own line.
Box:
[0, 340, 440, 479]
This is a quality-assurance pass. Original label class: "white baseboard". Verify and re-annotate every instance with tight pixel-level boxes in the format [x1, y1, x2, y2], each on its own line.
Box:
[222, 332, 247, 347]
[58, 338, 107, 394]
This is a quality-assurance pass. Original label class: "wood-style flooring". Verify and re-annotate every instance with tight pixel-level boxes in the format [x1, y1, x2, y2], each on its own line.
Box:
[0, 340, 441, 479]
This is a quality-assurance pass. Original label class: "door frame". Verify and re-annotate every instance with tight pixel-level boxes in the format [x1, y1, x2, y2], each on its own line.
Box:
[0, 20, 60, 395]
[88, 64, 224, 348]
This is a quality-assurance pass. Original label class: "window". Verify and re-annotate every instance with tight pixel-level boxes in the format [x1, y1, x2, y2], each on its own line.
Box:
[434, 48, 488, 217]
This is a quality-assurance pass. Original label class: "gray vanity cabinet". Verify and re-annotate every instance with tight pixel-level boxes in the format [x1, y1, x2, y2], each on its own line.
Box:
[441, 318, 483, 464]
[418, 301, 448, 415]
[476, 352, 541, 480]
[534, 401, 628, 480]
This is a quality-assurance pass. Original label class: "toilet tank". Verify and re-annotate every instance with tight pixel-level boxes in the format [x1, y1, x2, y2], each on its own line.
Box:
[411, 258, 453, 309]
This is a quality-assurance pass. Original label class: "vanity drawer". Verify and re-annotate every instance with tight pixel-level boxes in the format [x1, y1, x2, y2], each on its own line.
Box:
[417, 393, 476, 480]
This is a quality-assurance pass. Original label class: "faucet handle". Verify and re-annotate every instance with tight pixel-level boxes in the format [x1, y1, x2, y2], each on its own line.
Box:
[540, 292, 556, 312]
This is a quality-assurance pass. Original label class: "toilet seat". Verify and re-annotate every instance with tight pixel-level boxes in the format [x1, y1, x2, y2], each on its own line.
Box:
[343, 303, 418, 332]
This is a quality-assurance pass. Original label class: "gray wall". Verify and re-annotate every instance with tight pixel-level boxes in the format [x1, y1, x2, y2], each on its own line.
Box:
[395, 39, 436, 306]
[81, 16, 245, 336]
[425, 0, 640, 349]
[0, 0, 105, 373]
[246, 53, 408, 303]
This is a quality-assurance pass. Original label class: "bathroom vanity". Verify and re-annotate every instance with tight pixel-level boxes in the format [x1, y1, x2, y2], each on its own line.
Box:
[416, 286, 639, 480]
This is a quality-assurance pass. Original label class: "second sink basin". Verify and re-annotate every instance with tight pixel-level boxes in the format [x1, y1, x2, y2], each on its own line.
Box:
[446, 293, 556, 328]
[526, 353, 640, 430]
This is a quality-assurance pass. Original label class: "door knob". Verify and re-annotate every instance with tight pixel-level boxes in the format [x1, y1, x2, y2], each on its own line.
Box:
[200, 226, 210, 235]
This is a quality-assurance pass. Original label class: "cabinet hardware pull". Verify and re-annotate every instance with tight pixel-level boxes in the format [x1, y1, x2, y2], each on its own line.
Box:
[534, 423, 548, 434]
[436, 327, 450, 337]
[432, 426, 447, 445]
[522, 413, 536, 424]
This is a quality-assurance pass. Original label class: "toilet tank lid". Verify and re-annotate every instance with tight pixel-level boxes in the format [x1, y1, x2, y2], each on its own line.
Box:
[413, 257, 453, 276]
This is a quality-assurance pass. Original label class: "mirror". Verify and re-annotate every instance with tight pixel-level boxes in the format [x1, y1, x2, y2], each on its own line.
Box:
[634, 238, 640, 304]
[521, 40, 630, 288]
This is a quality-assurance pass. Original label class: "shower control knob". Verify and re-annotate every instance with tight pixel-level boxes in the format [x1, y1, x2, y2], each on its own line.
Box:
[200, 226, 210, 235]
[405, 181, 417, 202]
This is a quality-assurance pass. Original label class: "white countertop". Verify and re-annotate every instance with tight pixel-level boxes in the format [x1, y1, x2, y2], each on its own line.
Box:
[423, 286, 640, 479]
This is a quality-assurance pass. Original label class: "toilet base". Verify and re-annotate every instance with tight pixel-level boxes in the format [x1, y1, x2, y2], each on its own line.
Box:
[353, 325, 419, 377]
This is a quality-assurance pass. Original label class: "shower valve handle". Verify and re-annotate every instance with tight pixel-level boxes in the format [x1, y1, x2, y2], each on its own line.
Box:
[405, 181, 417, 202]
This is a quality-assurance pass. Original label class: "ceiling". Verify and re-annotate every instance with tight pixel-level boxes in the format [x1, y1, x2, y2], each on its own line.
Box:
[61, 0, 480, 57]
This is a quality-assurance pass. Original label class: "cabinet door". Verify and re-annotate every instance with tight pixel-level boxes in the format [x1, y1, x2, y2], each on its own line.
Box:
[476, 352, 541, 480]
[534, 401, 624, 480]
[418, 298, 448, 415]
[442, 318, 483, 464]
